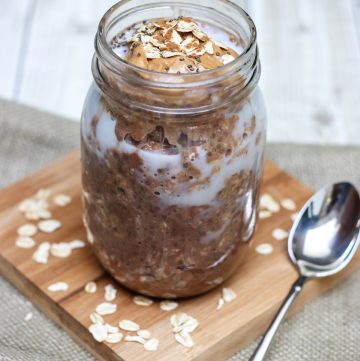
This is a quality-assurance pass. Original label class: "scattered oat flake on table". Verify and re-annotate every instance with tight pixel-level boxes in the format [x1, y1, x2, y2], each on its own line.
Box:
[160, 300, 178, 312]
[259, 210, 272, 219]
[19, 199, 36, 213]
[89, 323, 108, 342]
[104, 284, 117, 302]
[256, 243, 274, 255]
[281, 198, 297, 211]
[216, 297, 225, 310]
[171, 313, 199, 334]
[24, 312, 33, 321]
[137, 329, 151, 340]
[38, 219, 61, 233]
[50, 243, 72, 258]
[15, 236, 35, 249]
[175, 331, 194, 348]
[124, 335, 146, 344]
[260, 194, 280, 213]
[105, 332, 123, 344]
[119, 319, 140, 332]
[85, 281, 97, 294]
[96, 303, 117, 316]
[32, 242, 50, 264]
[133, 295, 154, 307]
[144, 338, 159, 351]
[48, 282, 69, 292]
[90, 312, 104, 325]
[53, 194, 72, 207]
[222, 288, 237, 303]
[272, 228, 289, 241]
[36, 189, 51, 200]
[69, 240, 86, 249]
[37, 209, 52, 220]
[17, 224, 37, 237]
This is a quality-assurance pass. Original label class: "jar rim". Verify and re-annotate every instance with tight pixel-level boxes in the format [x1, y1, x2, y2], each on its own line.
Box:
[95, 0, 258, 89]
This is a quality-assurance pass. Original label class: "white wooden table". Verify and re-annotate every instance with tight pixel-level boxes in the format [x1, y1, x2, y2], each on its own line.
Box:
[1, 0, 360, 145]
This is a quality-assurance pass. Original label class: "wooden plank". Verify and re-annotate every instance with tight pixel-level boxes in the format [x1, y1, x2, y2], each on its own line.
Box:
[17, 0, 115, 120]
[0, 0, 33, 99]
[250, 0, 360, 145]
[0, 150, 359, 360]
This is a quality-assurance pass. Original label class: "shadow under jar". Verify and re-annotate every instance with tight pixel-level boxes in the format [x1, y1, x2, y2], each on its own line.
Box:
[81, 0, 267, 298]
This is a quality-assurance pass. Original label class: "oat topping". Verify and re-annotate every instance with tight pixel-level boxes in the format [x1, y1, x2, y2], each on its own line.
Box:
[272, 228, 289, 241]
[85, 281, 97, 294]
[160, 300, 178, 312]
[48, 281, 69, 292]
[123, 17, 239, 73]
[133, 295, 154, 307]
[255, 243, 274, 255]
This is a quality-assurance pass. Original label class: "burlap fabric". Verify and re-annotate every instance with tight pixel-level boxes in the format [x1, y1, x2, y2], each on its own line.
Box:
[0, 98, 359, 361]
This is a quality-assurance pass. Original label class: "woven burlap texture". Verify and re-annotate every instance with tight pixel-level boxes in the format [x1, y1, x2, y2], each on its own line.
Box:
[0, 98, 359, 361]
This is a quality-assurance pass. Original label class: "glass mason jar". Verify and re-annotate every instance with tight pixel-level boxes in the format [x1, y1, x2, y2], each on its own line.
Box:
[81, 0, 266, 298]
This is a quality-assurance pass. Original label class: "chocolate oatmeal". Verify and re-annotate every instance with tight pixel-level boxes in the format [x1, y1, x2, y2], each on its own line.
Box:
[81, 4, 266, 298]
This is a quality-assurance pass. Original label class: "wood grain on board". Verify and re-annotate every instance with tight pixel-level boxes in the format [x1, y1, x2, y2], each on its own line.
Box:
[0, 150, 359, 361]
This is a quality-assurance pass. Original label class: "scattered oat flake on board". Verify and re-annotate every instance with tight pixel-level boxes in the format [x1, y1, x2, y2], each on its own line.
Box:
[15, 236, 35, 249]
[133, 295, 153, 307]
[38, 209, 52, 220]
[24, 312, 33, 321]
[171, 313, 199, 333]
[222, 288, 237, 303]
[281, 198, 296, 211]
[53, 194, 72, 207]
[96, 303, 117, 316]
[50, 243, 72, 258]
[85, 281, 97, 294]
[175, 331, 194, 348]
[160, 300, 178, 312]
[36, 189, 51, 200]
[89, 323, 108, 342]
[144, 338, 159, 351]
[259, 210, 272, 219]
[17, 224, 37, 237]
[256, 243, 274, 255]
[260, 194, 280, 213]
[124, 335, 146, 344]
[119, 319, 140, 332]
[216, 297, 225, 310]
[32, 242, 50, 264]
[105, 333, 123, 344]
[137, 329, 151, 340]
[19, 199, 36, 213]
[104, 284, 117, 302]
[272, 228, 289, 241]
[38, 219, 61, 233]
[69, 240, 86, 249]
[48, 282, 69, 292]
[90, 312, 104, 325]
[106, 324, 119, 334]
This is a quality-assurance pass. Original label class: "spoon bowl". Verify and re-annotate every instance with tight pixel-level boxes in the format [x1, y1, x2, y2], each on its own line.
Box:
[289, 182, 360, 278]
[251, 182, 360, 361]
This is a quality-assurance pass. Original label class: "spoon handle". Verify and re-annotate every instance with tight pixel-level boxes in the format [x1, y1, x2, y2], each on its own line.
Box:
[249, 276, 307, 361]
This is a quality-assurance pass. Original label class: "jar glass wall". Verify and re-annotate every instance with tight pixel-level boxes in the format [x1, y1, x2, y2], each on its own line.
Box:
[81, 0, 267, 298]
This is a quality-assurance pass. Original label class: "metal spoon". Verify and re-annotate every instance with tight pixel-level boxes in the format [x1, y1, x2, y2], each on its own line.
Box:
[250, 182, 360, 361]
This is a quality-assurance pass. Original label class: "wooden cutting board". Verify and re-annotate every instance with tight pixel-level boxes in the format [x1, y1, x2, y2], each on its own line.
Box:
[0, 150, 359, 361]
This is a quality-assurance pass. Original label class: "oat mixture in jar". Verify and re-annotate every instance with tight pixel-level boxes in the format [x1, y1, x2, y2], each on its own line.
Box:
[81, 0, 267, 298]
